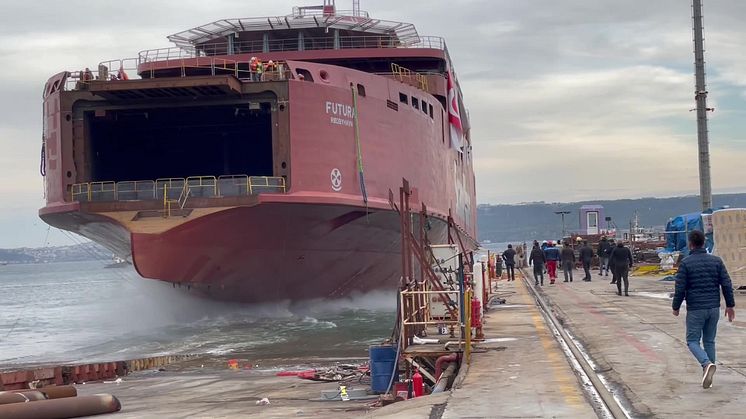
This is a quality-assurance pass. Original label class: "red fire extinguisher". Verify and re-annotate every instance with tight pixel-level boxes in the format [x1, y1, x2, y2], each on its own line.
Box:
[412, 371, 424, 397]
[471, 297, 482, 329]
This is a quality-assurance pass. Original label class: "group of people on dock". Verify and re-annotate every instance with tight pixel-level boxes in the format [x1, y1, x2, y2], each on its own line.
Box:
[501, 237, 633, 295]
[500, 230, 737, 390]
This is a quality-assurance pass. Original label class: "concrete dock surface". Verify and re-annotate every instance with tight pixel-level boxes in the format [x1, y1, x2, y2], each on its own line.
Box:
[534, 269, 746, 417]
[75, 269, 745, 418]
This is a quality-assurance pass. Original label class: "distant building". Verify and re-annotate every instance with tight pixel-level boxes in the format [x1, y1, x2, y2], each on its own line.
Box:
[579, 205, 607, 235]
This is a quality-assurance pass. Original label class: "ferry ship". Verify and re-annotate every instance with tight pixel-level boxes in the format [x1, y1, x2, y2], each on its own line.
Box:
[39, 1, 477, 301]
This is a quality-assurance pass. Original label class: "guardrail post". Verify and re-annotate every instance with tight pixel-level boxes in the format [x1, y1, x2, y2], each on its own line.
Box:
[163, 184, 169, 217]
[465, 288, 472, 364]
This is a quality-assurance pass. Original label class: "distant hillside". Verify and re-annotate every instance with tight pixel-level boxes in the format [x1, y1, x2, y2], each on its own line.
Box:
[0, 242, 111, 264]
[477, 193, 746, 243]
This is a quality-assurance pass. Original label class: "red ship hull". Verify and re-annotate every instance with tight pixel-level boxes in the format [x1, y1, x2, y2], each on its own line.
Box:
[131, 203, 449, 301]
[41, 200, 449, 302]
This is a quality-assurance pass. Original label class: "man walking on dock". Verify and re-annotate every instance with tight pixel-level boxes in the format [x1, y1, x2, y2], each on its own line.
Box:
[609, 242, 633, 296]
[529, 243, 546, 286]
[544, 242, 560, 284]
[579, 241, 594, 281]
[598, 236, 611, 277]
[503, 244, 517, 281]
[561, 241, 576, 282]
[672, 230, 736, 389]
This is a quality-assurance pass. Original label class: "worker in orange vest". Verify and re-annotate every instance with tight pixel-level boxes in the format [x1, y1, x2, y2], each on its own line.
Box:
[256, 59, 264, 81]
[249, 57, 258, 81]
[117, 64, 129, 80]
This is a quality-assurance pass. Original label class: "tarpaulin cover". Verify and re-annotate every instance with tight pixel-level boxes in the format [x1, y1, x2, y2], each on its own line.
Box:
[665, 212, 713, 254]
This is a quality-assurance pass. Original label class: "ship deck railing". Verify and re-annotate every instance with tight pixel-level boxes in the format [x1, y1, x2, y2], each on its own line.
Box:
[65, 57, 292, 91]
[138, 35, 446, 63]
[70, 175, 286, 203]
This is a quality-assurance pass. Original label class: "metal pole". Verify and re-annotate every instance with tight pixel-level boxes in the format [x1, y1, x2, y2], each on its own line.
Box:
[554, 211, 571, 239]
[692, 0, 713, 211]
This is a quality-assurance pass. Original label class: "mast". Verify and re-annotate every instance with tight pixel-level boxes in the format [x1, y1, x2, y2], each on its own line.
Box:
[692, 0, 712, 211]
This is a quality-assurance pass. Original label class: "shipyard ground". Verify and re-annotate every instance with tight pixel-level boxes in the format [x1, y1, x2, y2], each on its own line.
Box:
[74, 271, 746, 418]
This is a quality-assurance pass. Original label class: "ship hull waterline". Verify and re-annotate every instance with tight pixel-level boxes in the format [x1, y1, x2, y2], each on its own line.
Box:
[40, 202, 456, 302]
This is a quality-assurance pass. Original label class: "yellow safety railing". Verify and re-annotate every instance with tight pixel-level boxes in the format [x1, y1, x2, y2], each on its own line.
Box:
[399, 286, 474, 363]
[90, 181, 116, 200]
[186, 176, 218, 196]
[399, 289, 462, 338]
[248, 176, 286, 194]
[116, 180, 156, 200]
[70, 175, 287, 203]
[70, 183, 90, 202]
[390, 63, 429, 91]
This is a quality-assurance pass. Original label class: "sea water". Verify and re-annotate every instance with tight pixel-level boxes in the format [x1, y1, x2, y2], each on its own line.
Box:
[0, 260, 395, 370]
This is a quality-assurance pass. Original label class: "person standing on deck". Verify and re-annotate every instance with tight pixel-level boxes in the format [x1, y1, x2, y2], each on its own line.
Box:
[598, 236, 611, 277]
[522, 242, 529, 268]
[529, 243, 546, 286]
[672, 230, 736, 389]
[609, 242, 633, 296]
[608, 239, 617, 284]
[515, 243, 526, 270]
[544, 242, 560, 285]
[502, 244, 517, 281]
[561, 241, 576, 282]
[579, 241, 594, 281]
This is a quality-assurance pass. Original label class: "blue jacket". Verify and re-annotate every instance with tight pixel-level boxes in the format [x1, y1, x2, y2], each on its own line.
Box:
[672, 248, 735, 311]
[544, 247, 560, 261]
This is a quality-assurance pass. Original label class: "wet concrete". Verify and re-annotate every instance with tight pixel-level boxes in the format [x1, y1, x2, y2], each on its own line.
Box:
[76, 362, 376, 418]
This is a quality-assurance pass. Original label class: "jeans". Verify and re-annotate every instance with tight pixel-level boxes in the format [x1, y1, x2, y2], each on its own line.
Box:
[600, 257, 610, 274]
[533, 264, 544, 284]
[563, 263, 573, 281]
[686, 307, 720, 367]
[582, 260, 591, 280]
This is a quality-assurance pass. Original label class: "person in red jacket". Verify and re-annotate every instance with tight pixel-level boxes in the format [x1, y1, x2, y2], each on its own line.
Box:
[544, 242, 561, 284]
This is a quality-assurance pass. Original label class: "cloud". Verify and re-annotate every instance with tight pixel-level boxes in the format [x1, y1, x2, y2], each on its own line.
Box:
[2, 0, 746, 247]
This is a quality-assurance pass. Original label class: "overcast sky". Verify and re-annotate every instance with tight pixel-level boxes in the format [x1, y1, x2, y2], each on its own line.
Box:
[1, 0, 745, 247]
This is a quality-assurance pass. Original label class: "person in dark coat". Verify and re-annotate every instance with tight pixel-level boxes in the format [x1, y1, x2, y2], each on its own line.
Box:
[579, 241, 594, 281]
[672, 230, 736, 389]
[502, 244, 516, 281]
[597, 236, 611, 276]
[560, 241, 576, 282]
[529, 243, 546, 286]
[607, 239, 617, 283]
[609, 241, 633, 296]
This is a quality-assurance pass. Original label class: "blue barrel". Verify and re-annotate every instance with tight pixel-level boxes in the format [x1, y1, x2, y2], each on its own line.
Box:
[369, 345, 398, 394]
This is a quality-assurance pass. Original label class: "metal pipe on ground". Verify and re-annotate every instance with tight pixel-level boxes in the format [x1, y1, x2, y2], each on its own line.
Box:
[0, 391, 47, 404]
[434, 353, 458, 380]
[39, 386, 77, 399]
[0, 394, 121, 419]
[431, 362, 457, 393]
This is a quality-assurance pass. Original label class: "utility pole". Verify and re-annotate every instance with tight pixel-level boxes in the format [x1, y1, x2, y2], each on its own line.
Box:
[692, 0, 713, 211]
[554, 211, 571, 239]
